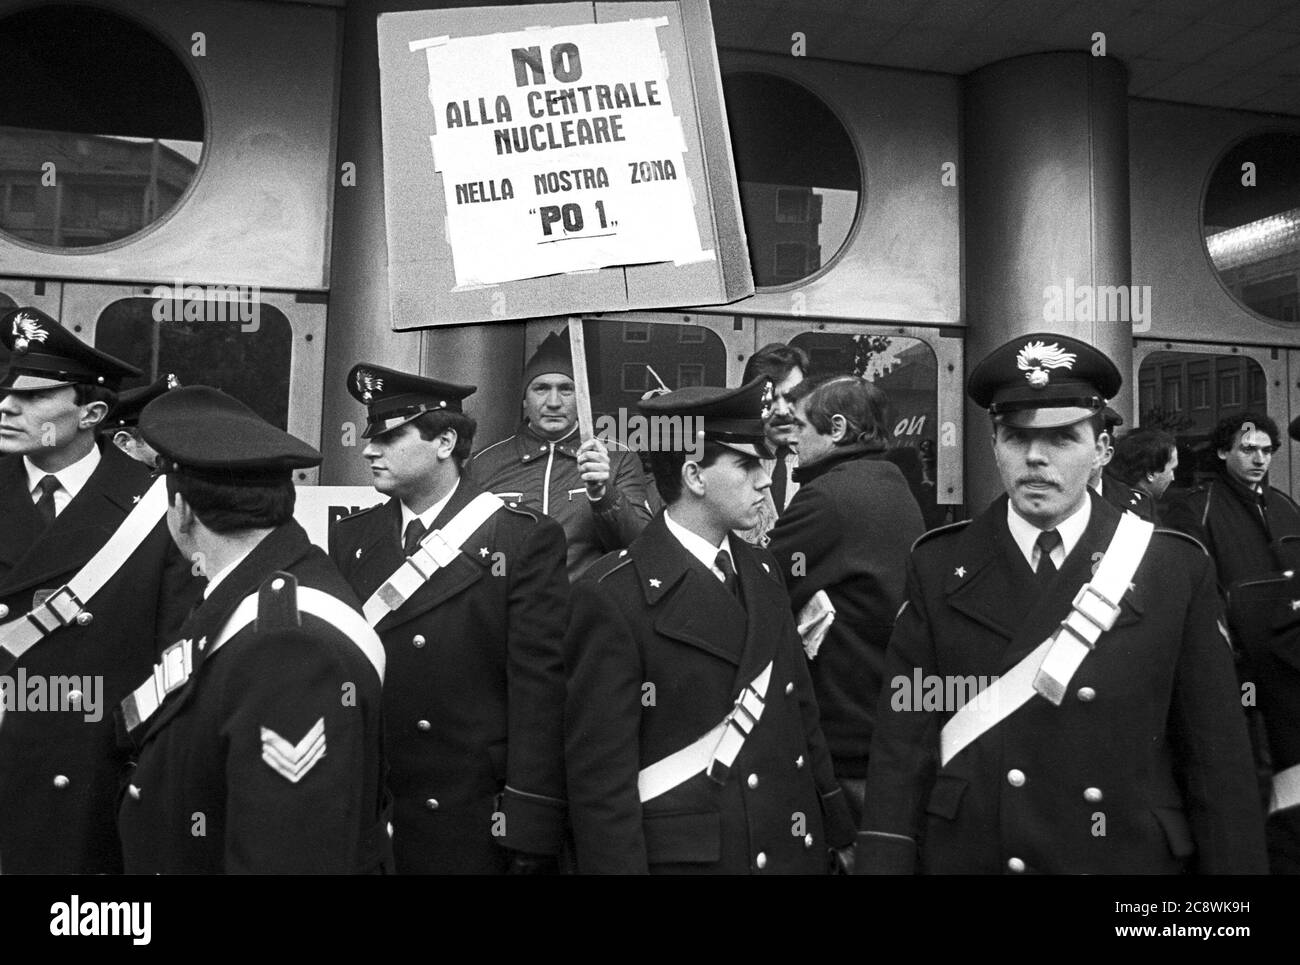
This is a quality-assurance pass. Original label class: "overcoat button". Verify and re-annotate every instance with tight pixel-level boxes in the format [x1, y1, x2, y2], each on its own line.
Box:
[128, 784, 142, 801]
[1077, 687, 1096, 702]
[425, 798, 439, 811]
[1007, 857, 1026, 873]
[755, 852, 767, 869]
[747, 773, 759, 789]
[53, 775, 70, 789]
[803, 834, 814, 848]
[0, 605, 8, 619]
[784, 682, 794, 696]
[1007, 769, 1026, 787]
[417, 719, 432, 732]
[1083, 787, 1103, 803]
[413, 635, 426, 648]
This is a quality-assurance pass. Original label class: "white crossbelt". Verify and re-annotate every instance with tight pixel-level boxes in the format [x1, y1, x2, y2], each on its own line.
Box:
[638, 661, 773, 802]
[361, 493, 504, 626]
[121, 586, 385, 734]
[1270, 762, 1300, 815]
[939, 511, 1153, 767]
[0, 477, 168, 664]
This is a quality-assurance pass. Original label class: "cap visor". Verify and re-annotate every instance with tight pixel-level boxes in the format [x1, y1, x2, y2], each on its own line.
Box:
[2, 373, 76, 392]
[995, 405, 1097, 430]
[362, 410, 426, 439]
[717, 439, 774, 459]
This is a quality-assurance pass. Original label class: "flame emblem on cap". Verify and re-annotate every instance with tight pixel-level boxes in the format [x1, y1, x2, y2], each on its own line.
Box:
[355, 369, 384, 404]
[165, 373, 181, 389]
[760, 379, 775, 422]
[1017, 341, 1077, 389]
[10, 311, 49, 353]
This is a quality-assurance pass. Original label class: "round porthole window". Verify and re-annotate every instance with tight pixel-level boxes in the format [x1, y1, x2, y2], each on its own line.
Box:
[1202, 132, 1300, 324]
[721, 72, 861, 289]
[0, 4, 204, 249]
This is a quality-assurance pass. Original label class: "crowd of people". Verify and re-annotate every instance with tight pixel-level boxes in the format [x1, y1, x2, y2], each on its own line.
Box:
[0, 304, 1295, 874]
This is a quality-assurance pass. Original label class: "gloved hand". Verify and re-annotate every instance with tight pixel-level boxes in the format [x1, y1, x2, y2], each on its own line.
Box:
[508, 851, 560, 874]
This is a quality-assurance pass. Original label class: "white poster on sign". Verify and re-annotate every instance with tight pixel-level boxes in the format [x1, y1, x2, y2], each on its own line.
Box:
[293, 486, 388, 551]
[412, 18, 713, 287]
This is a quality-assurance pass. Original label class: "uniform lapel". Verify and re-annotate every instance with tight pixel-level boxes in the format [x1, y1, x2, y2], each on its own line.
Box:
[0, 456, 42, 578]
[0, 446, 149, 598]
[634, 515, 746, 667]
[374, 480, 490, 632]
[944, 498, 1024, 642]
[728, 539, 784, 689]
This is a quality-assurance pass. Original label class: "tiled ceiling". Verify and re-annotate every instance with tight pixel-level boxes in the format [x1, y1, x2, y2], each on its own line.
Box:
[710, 0, 1300, 116]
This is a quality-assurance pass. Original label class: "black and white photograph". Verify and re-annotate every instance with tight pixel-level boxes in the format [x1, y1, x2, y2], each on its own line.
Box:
[0, 0, 1295, 944]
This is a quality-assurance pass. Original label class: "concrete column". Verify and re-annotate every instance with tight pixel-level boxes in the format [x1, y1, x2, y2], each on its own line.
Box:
[321, 0, 527, 484]
[963, 52, 1132, 509]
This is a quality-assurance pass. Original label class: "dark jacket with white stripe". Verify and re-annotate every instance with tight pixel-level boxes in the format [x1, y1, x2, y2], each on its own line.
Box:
[859, 491, 1265, 875]
[118, 522, 389, 874]
[565, 513, 855, 874]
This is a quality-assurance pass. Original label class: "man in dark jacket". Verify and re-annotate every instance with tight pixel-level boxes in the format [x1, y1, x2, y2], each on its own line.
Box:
[1164, 411, 1300, 599]
[117, 386, 389, 873]
[0, 307, 198, 874]
[858, 333, 1265, 875]
[471, 329, 650, 577]
[331, 363, 570, 874]
[767, 375, 924, 824]
[565, 379, 855, 874]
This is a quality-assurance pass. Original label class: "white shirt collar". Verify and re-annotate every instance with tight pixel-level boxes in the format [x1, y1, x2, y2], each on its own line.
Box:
[203, 547, 256, 599]
[1005, 493, 1092, 571]
[401, 479, 460, 535]
[663, 508, 734, 582]
[25, 444, 101, 502]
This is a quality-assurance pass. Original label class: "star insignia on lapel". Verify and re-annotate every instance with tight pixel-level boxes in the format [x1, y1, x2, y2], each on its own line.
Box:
[479, 547, 489, 558]
[354, 548, 363, 559]
[649, 578, 661, 588]
[761, 562, 770, 573]
[954, 566, 966, 578]
[261, 717, 327, 783]
[132, 494, 142, 504]
[1290, 599, 1300, 612]
[197, 636, 207, 652]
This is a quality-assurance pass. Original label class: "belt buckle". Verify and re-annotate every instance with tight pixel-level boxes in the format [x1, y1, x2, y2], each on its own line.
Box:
[29, 585, 84, 633]
[156, 639, 192, 695]
[423, 530, 458, 567]
[1070, 583, 1120, 633]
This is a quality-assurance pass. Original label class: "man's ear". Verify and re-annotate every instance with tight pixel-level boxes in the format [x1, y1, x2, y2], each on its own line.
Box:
[112, 429, 135, 455]
[681, 459, 706, 497]
[170, 490, 196, 535]
[1217, 448, 1229, 463]
[79, 400, 109, 430]
[829, 414, 849, 443]
[436, 428, 459, 461]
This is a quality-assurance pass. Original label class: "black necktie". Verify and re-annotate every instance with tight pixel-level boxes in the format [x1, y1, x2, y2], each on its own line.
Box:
[1035, 529, 1062, 583]
[403, 519, 427, 557]
[715, 549, 739, 600]
[34, 475, 60, 527]
[771, 451, 789, 515]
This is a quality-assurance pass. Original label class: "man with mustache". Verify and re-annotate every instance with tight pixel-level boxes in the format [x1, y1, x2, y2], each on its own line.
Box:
[737, 343, 807, 546]
[857, 332, 1265, 874]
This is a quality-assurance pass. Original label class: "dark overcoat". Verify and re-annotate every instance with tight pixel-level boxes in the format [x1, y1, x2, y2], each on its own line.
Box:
[0, 445, 197, 874]
[330, 481, 570, 873]
[859, 491, 1267, 875]
[118, 522, 389, 874]
[565, 513, 855, 874]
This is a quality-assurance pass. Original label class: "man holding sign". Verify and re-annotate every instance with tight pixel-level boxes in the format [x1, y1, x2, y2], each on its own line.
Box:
[857, 333, 1265, 875]
[471, 329, 651, 577]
